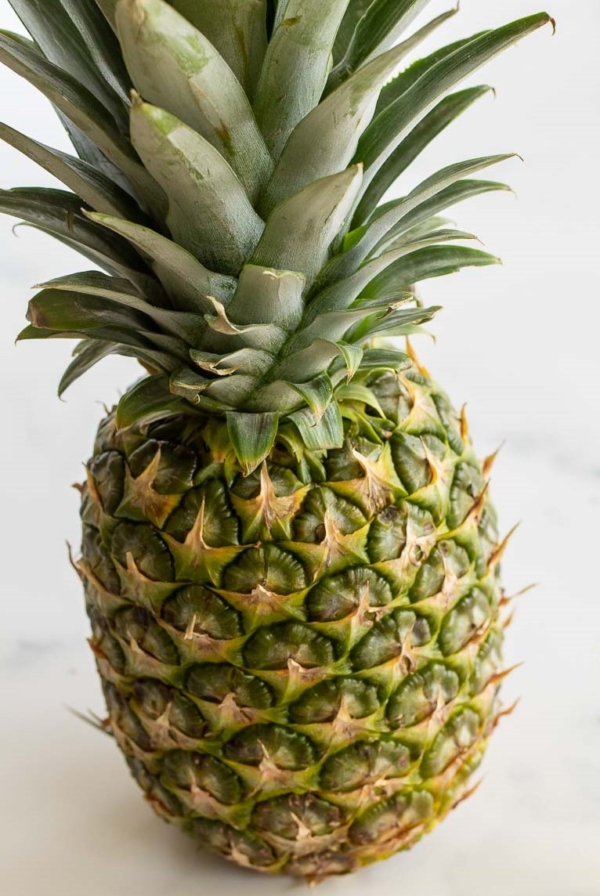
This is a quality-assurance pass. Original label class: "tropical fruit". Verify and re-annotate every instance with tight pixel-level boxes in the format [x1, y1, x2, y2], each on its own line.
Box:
[0, 0, 553, 880]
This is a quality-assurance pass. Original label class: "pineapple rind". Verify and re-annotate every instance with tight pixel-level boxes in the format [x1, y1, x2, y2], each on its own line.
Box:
[81, 364, 506, 878]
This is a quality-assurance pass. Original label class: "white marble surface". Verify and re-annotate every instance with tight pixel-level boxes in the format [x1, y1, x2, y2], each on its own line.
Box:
[1, 0, 600, 893]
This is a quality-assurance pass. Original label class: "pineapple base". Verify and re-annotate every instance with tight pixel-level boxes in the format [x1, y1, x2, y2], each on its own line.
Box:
[79, 365, 506, 879]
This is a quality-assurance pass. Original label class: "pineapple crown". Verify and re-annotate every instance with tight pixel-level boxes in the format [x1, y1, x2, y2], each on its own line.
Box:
[1, 0, 553, 473]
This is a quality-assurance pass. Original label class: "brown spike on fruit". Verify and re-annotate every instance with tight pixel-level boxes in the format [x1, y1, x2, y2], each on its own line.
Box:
[502, 609, 516, 629]
[451, 777, 484, 812]
[460, 403, 470, 441]
[489, 662, 524, 687]
[406, 337, 431, 377]
[488, 523, 521, 570]
[483, 443, 504, 478]
[493, 699, 521, 729]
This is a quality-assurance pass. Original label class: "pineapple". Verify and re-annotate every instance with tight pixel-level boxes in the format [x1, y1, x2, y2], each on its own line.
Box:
[1, 0, 553, 881]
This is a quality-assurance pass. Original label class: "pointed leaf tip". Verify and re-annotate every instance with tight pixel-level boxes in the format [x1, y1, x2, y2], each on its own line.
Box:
[226, 411, 279, 476]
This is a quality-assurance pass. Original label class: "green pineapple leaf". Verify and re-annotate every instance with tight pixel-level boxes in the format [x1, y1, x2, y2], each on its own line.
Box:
[376, 33, 487, 117]
[130, 100, 264, 276]
[116, 0, 272, 201]
[358, 245, 501, 305]
[252, 0, 351, 160]
[226, 266, 306, 331]
[116, 374, 187, 429]
[252, 166, 363, 287]
[353, 86, 495, 226]
[356, 14, 554, 181]
[324, 154, 515, 284]
[169, 0, 267, 98]
[35, 272, 206, 342]
[329, 0, 445, 91]
[7, 0, 130, 120]
[273, 339, 364, 383]
[289, 375, 334, 424]
[307, 232, 480, 323]
[226, 411, 280, 475]
[261, 12, 452, 213]
[26, 288, 189, 359]
[0, 188, 147, 276]
[58, 0, 132, 101]
[358, 347, 413, 369]
[86, 212, 237, 312]
[347, 303, 440, 342]
[0, 30, 163, 215]
[0, 121, 145, 221]
[332, 0, 380, 67]
[289, 402, 344, 451]
[58, 339, 116, 395]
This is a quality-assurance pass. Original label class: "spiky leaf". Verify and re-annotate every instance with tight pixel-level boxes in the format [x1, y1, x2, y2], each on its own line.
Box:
[116, 0, 272, 200]
[130, 100, 264, 276]
[253, 0, 351, 159]
[226, 411, 279, 475]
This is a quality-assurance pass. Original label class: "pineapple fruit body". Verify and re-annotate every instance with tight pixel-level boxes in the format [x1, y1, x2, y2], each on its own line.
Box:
[81, 365, 504, 878]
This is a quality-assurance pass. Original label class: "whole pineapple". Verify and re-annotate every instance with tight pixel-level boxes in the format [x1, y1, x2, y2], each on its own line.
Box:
[1, 0, 553, 880]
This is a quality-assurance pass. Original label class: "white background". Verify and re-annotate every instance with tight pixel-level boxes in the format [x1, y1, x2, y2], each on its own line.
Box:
[1, 2, 599, 894]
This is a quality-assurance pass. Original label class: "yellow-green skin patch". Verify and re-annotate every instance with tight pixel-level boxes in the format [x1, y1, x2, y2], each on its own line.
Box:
[79, 365, 506, 880]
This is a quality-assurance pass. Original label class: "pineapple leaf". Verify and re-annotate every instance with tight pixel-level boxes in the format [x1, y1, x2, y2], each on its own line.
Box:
[0, 121, 145, 221]
[375, 33, 486, 116]
[116, 374, 187, 429]
[18, 321, 179, 366]
[253, 0, 351, 160]
[358, 245, 501, 304]
[353, 86, 494, 226]
[130, 100, 264, 276]
[329, 0, 442, 91]
[116, 0, 273, 201]
[0, 188, 147, 274]
[169, 367, 211, 401]
[356, 14, 554, 180]
[288, 375, 334, 424]
[307, 232, 480, 324]
[347, 304, 440, 342]
[58, 339, 115, 395]
[57, 0, 132, 102]
[7, 0, 129, 123]
[94, 0, 117, 31]
[358, 347, 412, 370]
[35, 272, 206, 342]
[336, 383, 385, 416]
[289, 307, 397, 354]
[59, 337, 178, 395]
[86, 213, 237, 312]
[226, 266, 305, 331]
[332, 0, 377, 67]
[204, 297, 287, 353]
[169, 0, 268, 100]
[0, 31, 164, 216]
[389, 180, 513, 242]
[190, 347, 273, 378]
[273, 339, 363, 383]
[27, 287, 188, 359]
[323, 154, 514, 284]
[252, 166, 363, 288]
[289, 402, 344, 451]
[260, 12, 451, 213]
[226, 411, 280, 475]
